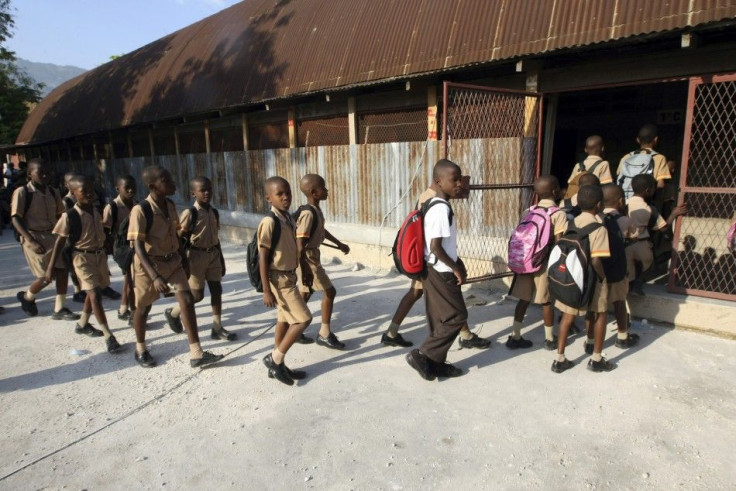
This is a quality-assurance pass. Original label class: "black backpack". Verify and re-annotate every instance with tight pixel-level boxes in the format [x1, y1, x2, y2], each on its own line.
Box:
[113, 200, 153, 272]
[246, 211, 281, 292]
[61, 207, 84, 270]
[601, 213, 627, 283]
[181, 205, 220, 249]
[547, 222, 602, 309]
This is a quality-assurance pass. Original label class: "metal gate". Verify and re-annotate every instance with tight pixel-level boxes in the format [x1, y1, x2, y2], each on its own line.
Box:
[442, 82, 543, 283]
[669, 74, 736, 301]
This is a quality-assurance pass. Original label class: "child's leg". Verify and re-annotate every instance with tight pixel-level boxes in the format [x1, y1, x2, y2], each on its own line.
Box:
[585, 312, 595, 351]
[541, 303, 556, 341]
[592, 312, 608, 358]
[78, 293, 93, 326]
[175, 290, 202, 355]
[319, 286, 336, 337]
[386, 286, 423, 337]
[272, 320, 311, 363]
[87, 288, 113, 339]
[207, 280, 234, 340]
[133, 306, 148, 352]
[120, 270, 132, 314]
[614, 300, 628, 334]
[274, 321, 289, 348]
[556, 313, 574, 358]
[54, 268, 71, 313]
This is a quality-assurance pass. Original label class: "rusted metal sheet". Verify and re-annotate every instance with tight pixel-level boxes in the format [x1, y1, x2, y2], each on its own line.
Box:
[18, 0, 736, 145]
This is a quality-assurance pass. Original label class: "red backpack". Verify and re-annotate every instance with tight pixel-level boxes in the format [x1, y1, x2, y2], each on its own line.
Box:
[392, 199, 453, 280]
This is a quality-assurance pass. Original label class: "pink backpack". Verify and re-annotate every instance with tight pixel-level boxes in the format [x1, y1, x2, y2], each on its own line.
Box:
[728, 220, 736, 252]
[508, 205, 560, 274]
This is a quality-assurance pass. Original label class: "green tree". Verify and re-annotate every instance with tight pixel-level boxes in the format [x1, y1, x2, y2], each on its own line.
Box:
[0, 0, 43, 145]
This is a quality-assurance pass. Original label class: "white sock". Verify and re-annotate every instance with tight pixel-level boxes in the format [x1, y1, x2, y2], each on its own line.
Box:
[55, 294, 65, 312]
[213, 314, 222, 330]
[272, 348, 285, 364]
[170, 305, 181, 318]
[544, 325, 554, 341]
[25, 291, 36, 301]
[78, 311, 91, 327]
[512, 320, 522, 340]
[99, 323, 112, 339]
[319, 322, 331, 338]
[387, 322, 400, 338]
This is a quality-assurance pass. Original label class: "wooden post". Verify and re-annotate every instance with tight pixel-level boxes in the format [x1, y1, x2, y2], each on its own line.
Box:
[204, 120, 211, 154]
[348, 97, 357, 145]
[287, 108, 296, 148]
[241, 113, 249, 151]
[148, 128, 156, 157]
[108, 132, 115, 159]
[427, 86, 438, 141]
[174, 126, 181, 158]
[127, 132, 134, 158]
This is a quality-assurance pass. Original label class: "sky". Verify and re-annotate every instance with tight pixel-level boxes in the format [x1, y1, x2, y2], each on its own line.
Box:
[6, 0, 243, 69]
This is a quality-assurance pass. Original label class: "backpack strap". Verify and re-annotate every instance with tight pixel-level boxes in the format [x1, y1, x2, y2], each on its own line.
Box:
[647, 207, 661, 231]
[63, 195, 74, 210]
[265, 211, 282, 266]
[587, 159, 604, 174]
[109, 201, 118, 231]
[577, 222, 603, 238]
[295, 204, 320, 240]
[20, 184, 33, 217]
[421, 198, 454, 226]
[139, 200, 154, 235]
[66, 207, 83, 249]
[187, 206, 199, 235]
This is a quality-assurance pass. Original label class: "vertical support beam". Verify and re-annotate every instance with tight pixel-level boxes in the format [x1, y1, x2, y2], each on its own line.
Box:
[347, 96, 357, 145]
[204, 120, 211, 154]
[108, 132, 115, 159]
[241, 113, 249, 151]
[148, 128, 156, 157]
[127, 132, 134, 158]
[79, 141, 85, 160]
[287, 108, 296, 148]
[174, 127, 181, 159]
[541, 94, 558, 175]
[66, 141, 73, 162]
[427, 86, 438, 141]
[92, 140, 99, 162]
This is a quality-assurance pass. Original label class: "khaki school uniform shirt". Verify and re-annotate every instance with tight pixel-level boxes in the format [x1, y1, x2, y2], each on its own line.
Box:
[127, 195, 181, 255]
[102, 196, 135, 235]
[617, 150, 671, 182]
[568, 155, 613, 184]
[627, 196, 667, 240]
[603, 207, 634, 238]
[573, 212, 610, 258]
[257, 207, 298, 271]
[52, 203, 106, 250]
[11, 182, 64, 231]
[538, 198, 569, 236]
[295, 204, 325, 250]
[179, 202, 220, 249]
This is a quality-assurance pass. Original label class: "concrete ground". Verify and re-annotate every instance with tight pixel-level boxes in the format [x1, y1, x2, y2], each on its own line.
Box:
[1, 232, 735, 490]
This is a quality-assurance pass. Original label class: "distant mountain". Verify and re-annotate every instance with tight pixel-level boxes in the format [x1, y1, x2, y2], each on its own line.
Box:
[15, 58, 87, 97]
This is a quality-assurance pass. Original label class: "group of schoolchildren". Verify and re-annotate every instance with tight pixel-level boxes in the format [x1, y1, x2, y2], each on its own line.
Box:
[7, 123, 686, 384]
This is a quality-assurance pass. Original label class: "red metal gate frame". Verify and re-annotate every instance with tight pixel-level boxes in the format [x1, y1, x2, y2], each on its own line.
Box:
[668, 73, 736, 301]
[441, 82, 544, 282]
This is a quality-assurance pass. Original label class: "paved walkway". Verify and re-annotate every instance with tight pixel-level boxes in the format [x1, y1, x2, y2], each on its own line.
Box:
[0, 232, 735, 489]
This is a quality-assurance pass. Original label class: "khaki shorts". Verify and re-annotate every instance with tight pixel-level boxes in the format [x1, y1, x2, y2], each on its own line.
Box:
[509, 269, 551, 304]
[556, 280, 608, 316]
[270, 270, 312, 324]
[297, 248, 333, 293]
[72, 251, 110, 291]
[133, 253, 190, 308]
[186, 248, 223, 290]
[626, 240, 654, 282]
[607, 279, 628, 303]
[21, 231, 66, 279]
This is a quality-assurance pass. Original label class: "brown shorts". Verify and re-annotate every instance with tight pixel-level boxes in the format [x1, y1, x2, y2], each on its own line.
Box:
[186, 248, 223, 290]
[556, 280, 608, 316]
[72, 251, 110, 291]
[133, 253, 190, 309]
[607, 279, 628, 303]
[626, 240, 654, 282]
[297, 248, 333, 293]
[509, 269, 551, 304]
[269, 270, 312, 324]
[21, 231, 66, 279]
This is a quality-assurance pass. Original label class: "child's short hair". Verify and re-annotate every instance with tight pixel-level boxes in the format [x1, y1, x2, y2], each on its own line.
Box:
[638, 124, 658, 144]
[68, 174, 89, 191]
[142, 166, 165, 186]
[116, 174, 136, 187]
[578, 173, 600, 188]
[577, 185, 603, 211]
[190, 176, 211, 189]
[631, 174, 656, 194]
[602, 184, 623, 207]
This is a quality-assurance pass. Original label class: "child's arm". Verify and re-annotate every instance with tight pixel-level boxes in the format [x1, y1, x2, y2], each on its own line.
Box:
[591, 257, 606, 283]
[259, 245, 276, 307]
[296, 238, 314, 288]
[134, 240, 169, 293]
[666, 203, 687, 226]
[324, 229, 350, 254]
[44, 235, 66, 284]
[429, 238, 466, 285]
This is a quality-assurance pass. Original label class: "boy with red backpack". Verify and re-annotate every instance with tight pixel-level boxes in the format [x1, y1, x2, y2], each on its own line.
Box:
[507, 175, 568, 349]
[549, 185, 615, 373]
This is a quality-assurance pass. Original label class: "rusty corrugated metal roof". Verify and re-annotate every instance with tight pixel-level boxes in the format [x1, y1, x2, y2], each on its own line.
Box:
[17, 0, 736, 145]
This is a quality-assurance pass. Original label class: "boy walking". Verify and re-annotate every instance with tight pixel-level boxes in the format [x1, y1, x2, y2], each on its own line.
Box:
[102, 175, 138, 321]
[128, 166, 223, 369]
[259, 176, 313, 386]
[47, 176, 122, 352]
[551, 185, 615, 373]
[12, 158, 78, 320]
[406, 159, 468, 381]
[165, 176, 236, 341]
[507, 175, 568, 349]
[564, 135, 613, 197]
[295, 174, 350, 349]
[617, 124, 671, 200]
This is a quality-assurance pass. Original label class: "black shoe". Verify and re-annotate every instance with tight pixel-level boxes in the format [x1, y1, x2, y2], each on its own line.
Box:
[544, 337, 558, 351]
[458, 333, 491, 349]
[101, 286, 121, 300]
[117, 309, 132, 321]
[135, 349, 156, 368]
[506, 335, 533, 350]
[211, 327, 237, 341]
[284, 365, 307, 380]
[587, 357, 617, 372]
[72, 291, 86, 303]
[551, 358, 575, 373]
[296, 333, 314, 344]
[431, 361, 464, 378]
[615, 332, 640, 349]
[406, 349, 436, 381]
[380, 332, 413, 348]
[51, 307, 80, 321]
[164, 308, 183, 334]
[75, 323, 104, 337]
[263, 354, 294, 385]
[106, 335, 122, 353]
[190, 350, 224, 368]
[316, 332, 346, 350]
[630, 281, 646, 296]
[16, 291, 38, 317]
[584, 342, 594, 355]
